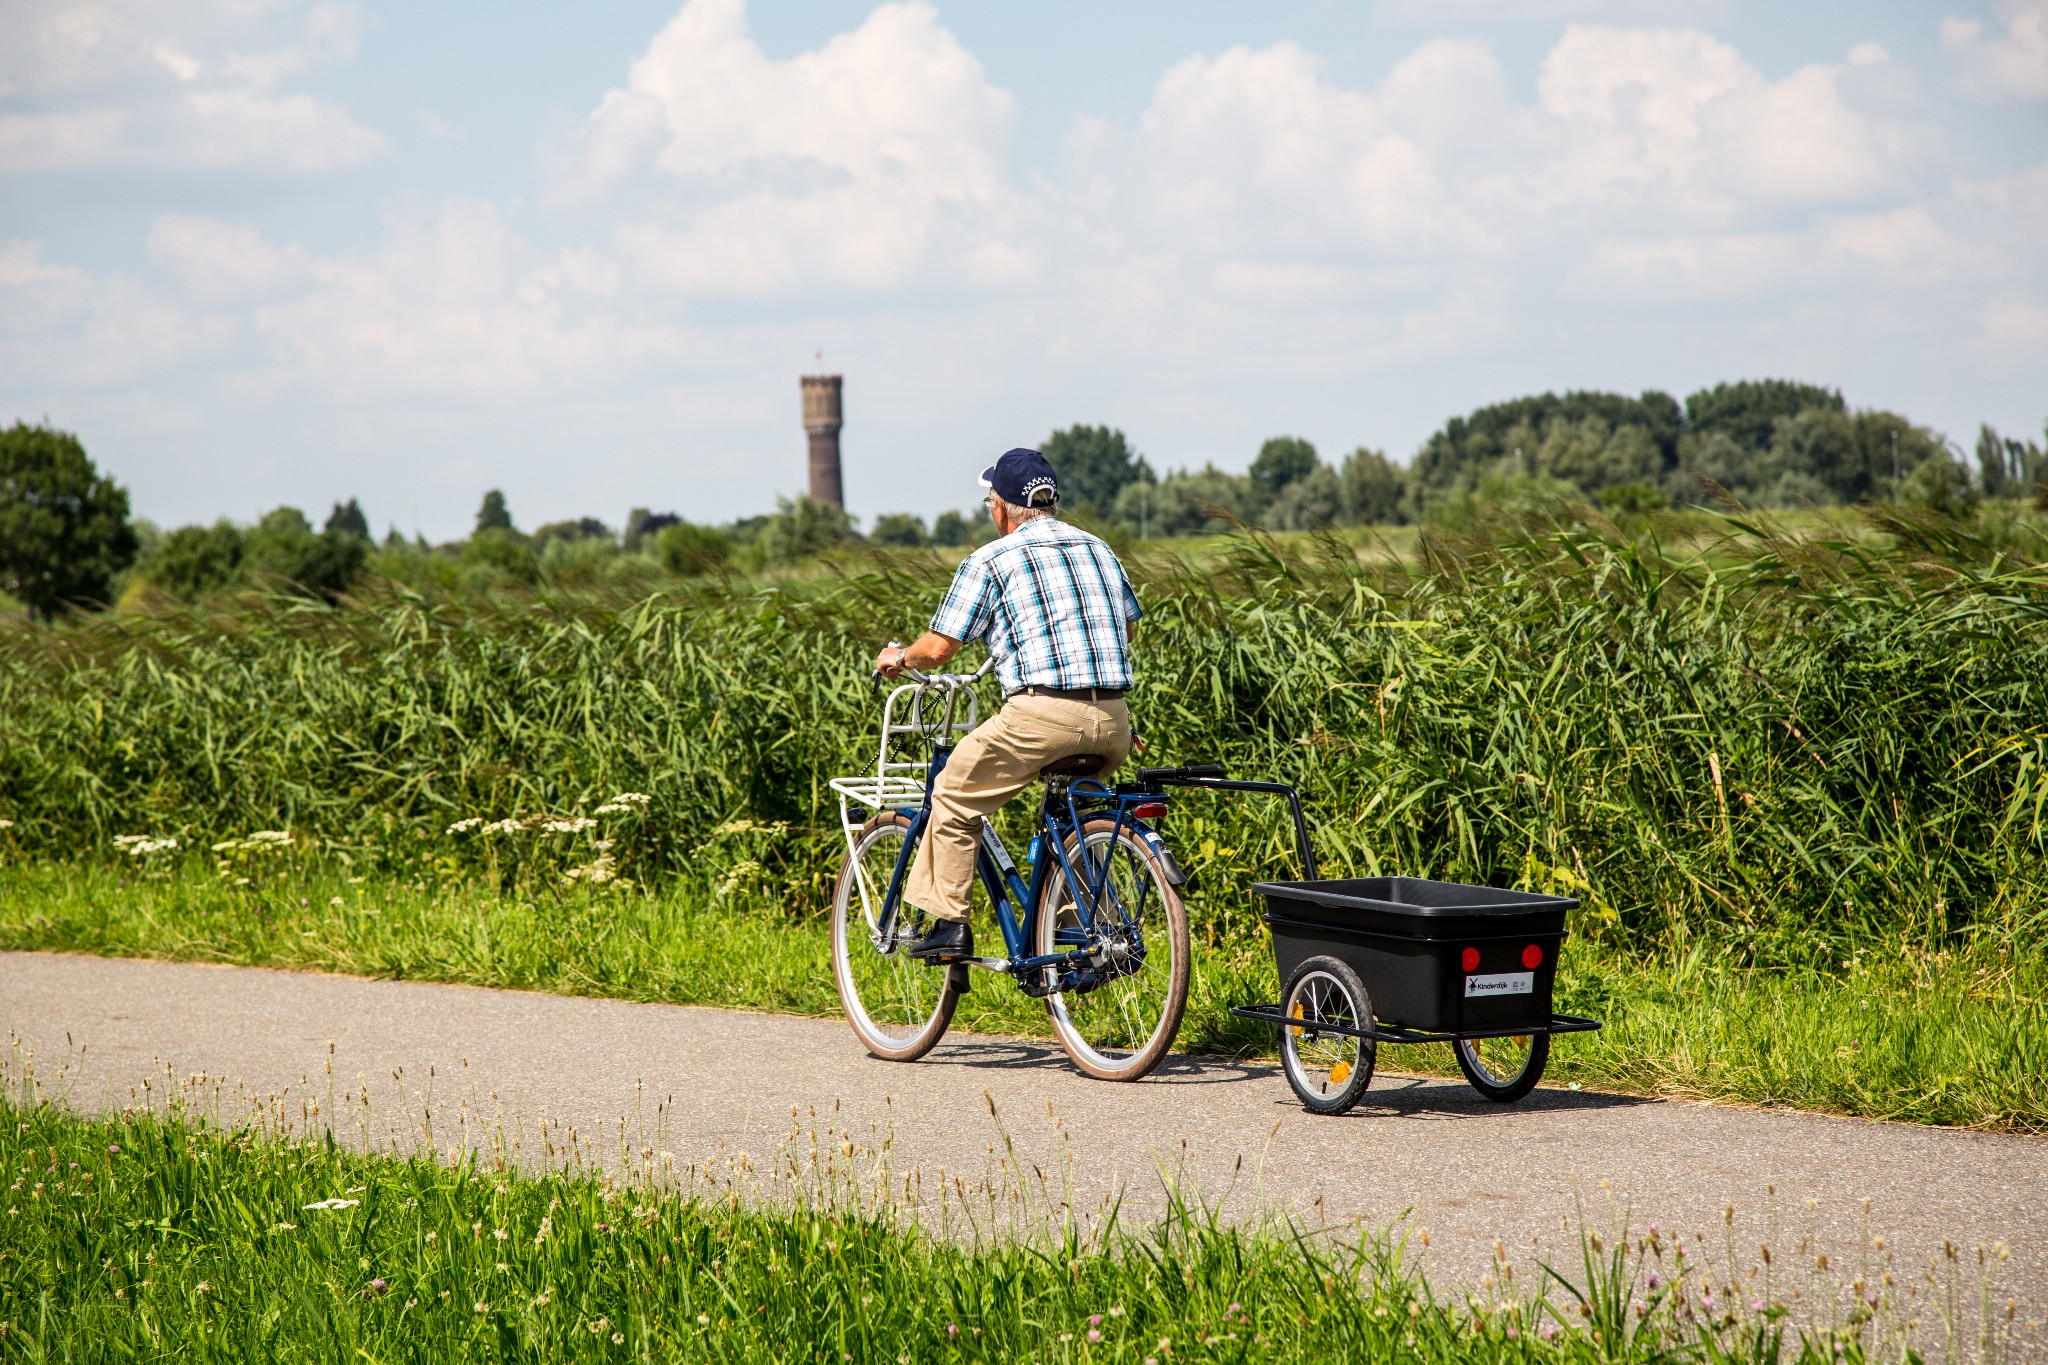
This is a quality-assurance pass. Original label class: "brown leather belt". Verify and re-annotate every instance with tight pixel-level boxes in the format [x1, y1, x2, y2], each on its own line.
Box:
[1008, 685, 1125, 702]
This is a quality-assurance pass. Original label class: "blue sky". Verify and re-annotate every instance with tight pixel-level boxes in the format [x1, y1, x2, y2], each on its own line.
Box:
[3, 0, 2044, 539]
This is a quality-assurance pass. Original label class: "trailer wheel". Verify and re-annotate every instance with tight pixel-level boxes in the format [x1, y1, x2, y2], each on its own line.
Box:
[1454, 1032, 1550, 1102]
[1279, 956, 1376, 1115]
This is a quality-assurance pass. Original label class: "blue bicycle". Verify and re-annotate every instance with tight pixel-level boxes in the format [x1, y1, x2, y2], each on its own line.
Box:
[828, 658, 1192, 1081]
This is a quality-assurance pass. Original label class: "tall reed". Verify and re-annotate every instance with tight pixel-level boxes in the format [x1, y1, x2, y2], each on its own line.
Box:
[2, 510, 2043, 962]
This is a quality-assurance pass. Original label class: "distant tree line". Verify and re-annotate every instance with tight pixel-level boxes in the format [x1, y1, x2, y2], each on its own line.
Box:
[4, 382, 2045, 617]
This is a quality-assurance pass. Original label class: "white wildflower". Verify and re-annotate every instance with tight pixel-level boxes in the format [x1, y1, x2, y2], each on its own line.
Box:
[483, 818, 526, 836]
[610, 792, 650, 806]
[247, 830, 292, 844]
[445, 818, 483, 835]
[592, 804, 627, 816]
[302, 1198, 359, 1211]
[0, 819, 13, 830]
[540, 817, 596, 835]
[115, 835, 179, 857]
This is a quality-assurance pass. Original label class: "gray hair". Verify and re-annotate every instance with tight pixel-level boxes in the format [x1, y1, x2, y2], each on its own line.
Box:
[1000, 489, 1058, 523]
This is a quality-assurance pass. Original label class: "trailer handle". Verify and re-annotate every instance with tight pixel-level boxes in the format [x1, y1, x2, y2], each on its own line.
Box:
[1129, 766, 1318, 882]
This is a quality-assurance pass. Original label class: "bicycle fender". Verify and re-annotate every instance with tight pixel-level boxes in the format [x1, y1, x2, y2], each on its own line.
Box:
[1139, 829, 1188, 887]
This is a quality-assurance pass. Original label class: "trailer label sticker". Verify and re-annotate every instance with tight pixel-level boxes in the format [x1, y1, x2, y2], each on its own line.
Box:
[1465, 972, 1534, 997]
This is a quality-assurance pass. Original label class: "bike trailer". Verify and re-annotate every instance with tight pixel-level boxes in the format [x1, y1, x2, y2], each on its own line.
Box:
[1250, 876, 1572, 1033]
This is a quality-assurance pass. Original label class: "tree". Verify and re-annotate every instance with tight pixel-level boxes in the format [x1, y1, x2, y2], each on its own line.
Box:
[1249, 437, 1319, 508]
[870, 513, 930, 547]
[532, 518, 613, 553]
[623, 508, 681, 553]
[142, 521, 245, 599]
[1339, 448, 1408, 526]
[1041, 426, 1153, 518]
[931, 509, 972, 546]
[1117, 466, 1254, 537]
[324, 498, 370, 540]
[244, 505, 367, 599]
[1262, 463, 1342, 530]
[1409, 390, 1683, 511]
[655, 522, 731, 576]
[1685, 380, 1843, 455]
[761, 496, 859, 564]
[475, 489, 514, 534]
[0, 422, 138, 619]
[462, 528, 538, 582]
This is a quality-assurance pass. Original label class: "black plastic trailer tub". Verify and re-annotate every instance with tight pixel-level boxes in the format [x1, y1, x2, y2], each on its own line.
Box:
[1252, 876, 1574, 1033]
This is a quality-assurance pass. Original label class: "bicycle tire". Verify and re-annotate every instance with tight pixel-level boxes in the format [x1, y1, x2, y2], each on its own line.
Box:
[1278, 956, 1376, 1115]
[1034, 815, 1189, 1081]
[830, 810, 960, 1062]
[1454, 1031, 1550, 1103]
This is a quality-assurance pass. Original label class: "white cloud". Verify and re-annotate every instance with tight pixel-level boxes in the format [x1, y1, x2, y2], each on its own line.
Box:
[0, 241, 237, 385]
[1942, 0, 2048, 100]
[148, 215, 311, 303]
[0, 0, 380, 173]
[546, 0, 1020, 294]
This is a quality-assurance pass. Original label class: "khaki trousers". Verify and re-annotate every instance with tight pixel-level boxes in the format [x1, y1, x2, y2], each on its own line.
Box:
[903, 694, 1133, 923]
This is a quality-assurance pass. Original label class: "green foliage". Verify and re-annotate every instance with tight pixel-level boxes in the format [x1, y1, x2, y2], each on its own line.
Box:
[532, 518, 613, 553]
[244, 506, 369, 599]
[623, 508, 680, 553]
[4, 1097, 1930, 1365]
[760, 496, 859, 564]
[0, 421, 137, 620]
[1596, 482, 1668, 516]
[140, 520, 245, 600]
[1260, 463, 1341, 530]
[655, 522, 732, 577]
[1339, 448, 1408, 527]
[1248, 436, 1319, 507]
[1411, 390, 1683, 509]
[1041, 425, 1153, 517]
[2, 515, 2044, 977]
[869, 512, 929, 547]
[1117, 466, 1253, 536]
[325, 497, 371, 540]
[1685, 380, 1844, 453]
[463, 527, 539, 583]
[475, 489, 514, 534]
[931, 509, 972, 546]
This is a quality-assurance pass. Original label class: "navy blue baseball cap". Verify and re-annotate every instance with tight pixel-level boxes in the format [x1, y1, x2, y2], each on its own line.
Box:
[979, 447, 1059, 507]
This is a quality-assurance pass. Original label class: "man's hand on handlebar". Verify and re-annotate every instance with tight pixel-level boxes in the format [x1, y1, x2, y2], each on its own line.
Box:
[874, 630, 965, 681]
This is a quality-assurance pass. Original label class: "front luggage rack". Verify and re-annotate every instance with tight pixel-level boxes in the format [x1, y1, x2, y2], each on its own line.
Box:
[1228, 1004, 1602, 1046]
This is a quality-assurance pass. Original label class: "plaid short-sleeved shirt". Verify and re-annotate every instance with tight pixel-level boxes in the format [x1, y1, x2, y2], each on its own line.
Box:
[929, 517, 1142, 695]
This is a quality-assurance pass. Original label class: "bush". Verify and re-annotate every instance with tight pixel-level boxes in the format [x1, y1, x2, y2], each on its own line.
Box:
[244, 507, 367, 600]
[869, 513, 929, 548]
[655, 522, 731, 577]
[461, 527, 538, 583]
[760, 497, 859, 565]
[141, 521, 245, 599]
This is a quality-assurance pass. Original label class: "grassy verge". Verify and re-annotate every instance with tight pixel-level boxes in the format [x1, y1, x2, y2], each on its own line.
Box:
[2, 1083, 2006, 1364]
[3, 863, 2041, 1133]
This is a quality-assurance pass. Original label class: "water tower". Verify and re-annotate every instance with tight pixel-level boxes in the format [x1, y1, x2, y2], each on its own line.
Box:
[800, 372, 844, 507]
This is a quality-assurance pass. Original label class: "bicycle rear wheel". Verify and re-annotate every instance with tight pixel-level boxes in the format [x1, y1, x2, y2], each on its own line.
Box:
[1034, 816, 1189, 1081]
[830, 811, 959, 1062]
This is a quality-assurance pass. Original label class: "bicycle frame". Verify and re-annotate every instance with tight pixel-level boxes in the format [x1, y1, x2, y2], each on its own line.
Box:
[829, 669, 1170, 985]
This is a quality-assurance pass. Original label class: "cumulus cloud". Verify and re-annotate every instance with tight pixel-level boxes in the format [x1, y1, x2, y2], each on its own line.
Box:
[1942, 0, 2048, 100]
[545, 0, 1021, 293]
[0, 0, 381, 173]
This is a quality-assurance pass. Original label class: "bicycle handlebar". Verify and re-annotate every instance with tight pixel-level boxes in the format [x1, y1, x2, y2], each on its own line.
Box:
[872, 644, 994, 692]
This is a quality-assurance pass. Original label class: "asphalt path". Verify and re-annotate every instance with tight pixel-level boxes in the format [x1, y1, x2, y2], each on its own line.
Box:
[5, 951, 2044, 1352]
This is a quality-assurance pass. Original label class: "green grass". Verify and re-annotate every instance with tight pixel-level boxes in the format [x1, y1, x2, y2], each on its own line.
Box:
[1, 1080, 2007, 1363]
[5, 861, 2040, 1133]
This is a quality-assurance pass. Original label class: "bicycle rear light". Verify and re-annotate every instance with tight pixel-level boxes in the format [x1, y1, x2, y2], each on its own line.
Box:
[1522, 943, 1543, 969]
[1131, 802, 1167, 819]
[1460, 946, 1480, 972]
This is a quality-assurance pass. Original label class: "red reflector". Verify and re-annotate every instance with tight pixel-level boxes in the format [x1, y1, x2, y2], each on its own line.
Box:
[1522, 944, 1543, 969]
[1131, 802, 1168, 819]
[1460, 946, 1480, 972]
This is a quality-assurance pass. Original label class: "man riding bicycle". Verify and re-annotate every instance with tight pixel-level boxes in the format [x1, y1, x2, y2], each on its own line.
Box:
[874, 447, 1143, 964]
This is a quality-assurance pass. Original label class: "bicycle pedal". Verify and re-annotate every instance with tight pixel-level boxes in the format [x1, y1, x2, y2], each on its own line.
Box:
[947, 963, 971, 995]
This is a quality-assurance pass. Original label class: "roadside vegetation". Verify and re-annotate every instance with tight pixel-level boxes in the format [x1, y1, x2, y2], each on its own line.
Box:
[4, 500, 2048, 1129]
[1, 1075, 2018, 1363]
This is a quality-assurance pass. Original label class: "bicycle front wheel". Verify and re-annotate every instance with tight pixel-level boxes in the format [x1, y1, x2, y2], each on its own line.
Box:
[830, 810, 959, 1062]
[1034, 816, 1189, 1081]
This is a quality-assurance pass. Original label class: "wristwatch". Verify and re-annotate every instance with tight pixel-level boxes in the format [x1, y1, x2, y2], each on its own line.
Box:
[889, 645, 909, 670]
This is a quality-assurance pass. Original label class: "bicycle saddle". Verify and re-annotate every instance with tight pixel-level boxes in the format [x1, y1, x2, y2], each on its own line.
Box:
[1039, 754, 1107, 778]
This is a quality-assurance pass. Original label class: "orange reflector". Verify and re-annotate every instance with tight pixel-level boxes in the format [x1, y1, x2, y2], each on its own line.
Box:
[1330, 1060, 1352, 1085]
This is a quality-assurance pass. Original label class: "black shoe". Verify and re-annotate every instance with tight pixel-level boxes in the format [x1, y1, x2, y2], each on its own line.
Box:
[908, 919, 972, 962]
